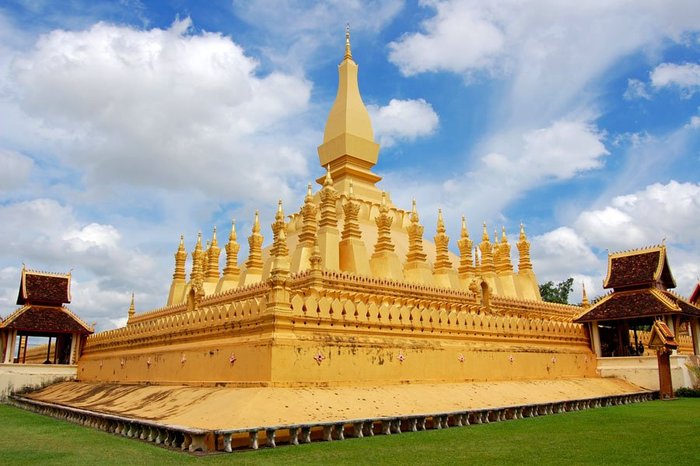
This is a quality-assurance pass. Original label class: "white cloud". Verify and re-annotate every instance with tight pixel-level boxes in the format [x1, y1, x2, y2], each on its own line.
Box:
[650, 62, 700, 96]
[0, 149, 33, 191]
[4, 18, 313, 203]
[368, 98, 439, 147]
[688, 115, 700, 129]
[575, 181, 700, 249]
[388, 1, 505, 77]
[531, 227, 601, 277]
[623, 78, 651, 100]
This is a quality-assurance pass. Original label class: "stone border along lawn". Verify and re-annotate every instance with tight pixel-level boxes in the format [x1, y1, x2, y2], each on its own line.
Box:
[1, 399, 699, 465]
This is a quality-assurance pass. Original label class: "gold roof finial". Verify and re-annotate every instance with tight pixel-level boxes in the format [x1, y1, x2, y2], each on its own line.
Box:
[229, 219, 237, 241]
[306, 183, 313, 200]
[501, 226, 508, 243]
[581, 283, 590, 307]
[253, 210, 260, 233]
[128, 292, 135, 318]
[344, 23, 352, 61]
[461, 216, 469, 238]
[482, 221, 489, 242]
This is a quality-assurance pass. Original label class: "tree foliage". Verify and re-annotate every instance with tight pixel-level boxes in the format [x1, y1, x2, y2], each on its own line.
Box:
[539, 278, 574, 304]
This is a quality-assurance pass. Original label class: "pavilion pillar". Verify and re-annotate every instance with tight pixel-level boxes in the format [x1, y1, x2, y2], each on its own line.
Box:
[664, 316, 677, 355]
[69, 332, 78, 364]
[3, 330, 17, 363]
[692, 318, 700, 356]
[590, 322, 602, 357]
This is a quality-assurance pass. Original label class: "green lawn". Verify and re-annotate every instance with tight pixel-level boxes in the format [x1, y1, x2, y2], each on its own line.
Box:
[1, 399, 698, 465]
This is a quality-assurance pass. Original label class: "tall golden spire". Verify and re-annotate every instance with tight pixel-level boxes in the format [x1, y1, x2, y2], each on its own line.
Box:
[128, 292, 135, 322]
[517, 223, 533, 271]
[373, 192, 395, 255]
[245, 211, 264, 273]
[433, 209, 453, 273]
[406, 200, 427, 264]
[222, 220, 240, 280]
[298, 184, 318, 248]
[457, 216, 474, 278]
[190, 232, 204, 283]
[205, 226, 220, 280]
[317, 25, 380, 196]
[173, 235, 187, 280]
[581, 283, 590, 307]
[479, 222, 495, 273]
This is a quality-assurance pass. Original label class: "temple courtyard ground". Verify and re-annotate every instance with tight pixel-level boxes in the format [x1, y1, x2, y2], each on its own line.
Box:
[23, 378, 643, 430]
[2, 398, 698, 465]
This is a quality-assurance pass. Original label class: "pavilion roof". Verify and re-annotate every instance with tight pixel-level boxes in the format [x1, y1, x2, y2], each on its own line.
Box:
[574, 288, 700, 323]
[690, 282, 700, 305]
[602, 245, 675, 291]
[16, 267, 72, 306]
[0, 305, 93, 335]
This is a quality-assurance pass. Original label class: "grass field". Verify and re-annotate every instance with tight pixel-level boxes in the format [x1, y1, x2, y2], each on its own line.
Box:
[1, 399, 699, 465]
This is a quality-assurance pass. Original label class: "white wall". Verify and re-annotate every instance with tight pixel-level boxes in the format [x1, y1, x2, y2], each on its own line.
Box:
[596, 355, 695, 391]
[0, 364, 76, 400]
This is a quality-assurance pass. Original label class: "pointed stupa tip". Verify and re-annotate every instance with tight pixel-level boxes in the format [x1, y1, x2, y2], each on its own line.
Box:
[482, 221, 489, 241]
[229, 219, 237, 240]
[461, 216, 469, 237]
[276, 199, 284, 220]
[253, 210, 260, 232]
[344, 23, 352, 61]
[501, 226, 508, 243]
[128, 292, 135, 315]
[212, 225, 218, 243]
[306, 183, 313, 199]
[179, 234, 185, 246]
[582, 283, 589, 306]
[195, 231, 203, 249]
[519, 222, 527, 241]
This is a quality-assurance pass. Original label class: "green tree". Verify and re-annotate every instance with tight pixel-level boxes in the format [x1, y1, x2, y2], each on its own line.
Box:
[539, 277, 574, 304]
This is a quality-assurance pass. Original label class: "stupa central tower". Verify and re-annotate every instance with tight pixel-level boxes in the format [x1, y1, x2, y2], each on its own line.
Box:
[317, 26, 382, 202]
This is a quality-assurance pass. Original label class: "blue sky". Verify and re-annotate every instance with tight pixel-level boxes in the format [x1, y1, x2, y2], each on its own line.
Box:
[1, 1, 699, 330]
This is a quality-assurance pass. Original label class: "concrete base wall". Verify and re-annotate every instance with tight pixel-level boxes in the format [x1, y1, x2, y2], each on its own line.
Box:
[596, 355, 695, 391]
[0, 364, 77, 401]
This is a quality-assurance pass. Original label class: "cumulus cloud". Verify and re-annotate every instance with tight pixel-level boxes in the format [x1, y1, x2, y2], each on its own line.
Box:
[575, 181, 700, 249]
[650, 62, 700, 96]
[388, 1, 505, 77]
[623, 78, 651, 100]
[4, 18, 312, 203]
[368, 98, 439, 147]
[0, 149, 33, 191]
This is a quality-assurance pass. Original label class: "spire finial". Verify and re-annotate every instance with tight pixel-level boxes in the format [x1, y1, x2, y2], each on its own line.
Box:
[482, 221, 489, 242]
[519, 222, 527, 241]
[501, 226, 508, 243]
[344, 23, 352, 60]
[212, 226, 218, 244]
[306, 183, 313, 199]
[229, 219, 237, 241]
[128, 292, 135, 319]
[253, 210, 260, 233]
[582, 282, 590, 307]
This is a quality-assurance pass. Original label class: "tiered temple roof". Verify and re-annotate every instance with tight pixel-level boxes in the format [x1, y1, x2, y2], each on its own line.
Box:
[575, 245, 700, 323]
[2, 267, 92, 335]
